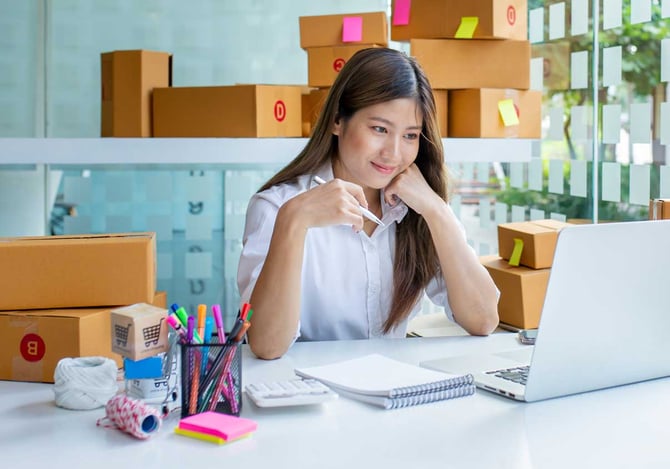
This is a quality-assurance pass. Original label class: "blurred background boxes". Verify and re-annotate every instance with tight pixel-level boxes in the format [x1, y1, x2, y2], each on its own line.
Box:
[153, 85, 302, 137]
[481, 256, 549, 330]
[448, 88, 541, 138]
[0, 232, 156, 310]
[498, 220, 573, 269]
[0, 291, 166, 383]
[433, 89, 448, 137]
[101, 50, 172, 137]
[391, 0, 527, 41]
[307, 44, 382, 88]
[410, 39, 530, 89]
[299, 11, 388, 48]
[649, 199, 670, 219]
[301, 88, 330, 137]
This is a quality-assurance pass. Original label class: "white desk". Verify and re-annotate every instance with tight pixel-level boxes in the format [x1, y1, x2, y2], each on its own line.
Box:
[3, 333, 670, 468]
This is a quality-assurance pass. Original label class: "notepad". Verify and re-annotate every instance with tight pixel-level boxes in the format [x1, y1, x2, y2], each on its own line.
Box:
[177, 412, 257, 441]
[294, 354, 475, 409]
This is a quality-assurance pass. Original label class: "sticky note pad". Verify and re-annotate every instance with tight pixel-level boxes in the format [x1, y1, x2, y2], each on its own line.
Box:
[393, 0, 411, 25]
[455, 17, 478, 38]
[342, 16, 363, 42]
[498, 99, 520, 126]
[178, 412, 257, 441]
[174, 427, 252, 445]
[508, 238, 524, 266]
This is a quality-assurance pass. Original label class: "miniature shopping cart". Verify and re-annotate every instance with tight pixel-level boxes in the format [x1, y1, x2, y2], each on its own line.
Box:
[114, 323, 132, 347]
[143, 317, 165, 348]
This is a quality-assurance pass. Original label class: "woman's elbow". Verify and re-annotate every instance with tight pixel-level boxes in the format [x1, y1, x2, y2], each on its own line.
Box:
[248, 337, 289, 360]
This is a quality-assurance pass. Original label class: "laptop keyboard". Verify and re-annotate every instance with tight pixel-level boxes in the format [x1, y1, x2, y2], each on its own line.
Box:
[486, 365, 529, 385]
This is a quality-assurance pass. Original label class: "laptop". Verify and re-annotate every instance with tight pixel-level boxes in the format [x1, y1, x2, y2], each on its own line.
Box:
[421, 220, 670, 402]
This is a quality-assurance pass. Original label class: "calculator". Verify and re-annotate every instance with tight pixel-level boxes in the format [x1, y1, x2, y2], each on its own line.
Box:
[245, 378, 338, 407]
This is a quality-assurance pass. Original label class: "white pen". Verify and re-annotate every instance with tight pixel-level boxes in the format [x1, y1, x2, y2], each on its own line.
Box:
[313, 175, 385, 227]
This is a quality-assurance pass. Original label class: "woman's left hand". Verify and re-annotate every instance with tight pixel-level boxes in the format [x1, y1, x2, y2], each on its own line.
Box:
[383, 164, 442, 216]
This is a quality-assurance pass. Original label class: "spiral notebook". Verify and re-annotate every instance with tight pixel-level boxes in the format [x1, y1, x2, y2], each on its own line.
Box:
[294, 354, 475, 409]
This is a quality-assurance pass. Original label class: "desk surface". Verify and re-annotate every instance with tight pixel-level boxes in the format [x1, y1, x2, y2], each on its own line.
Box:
[3, 333, 669, 468]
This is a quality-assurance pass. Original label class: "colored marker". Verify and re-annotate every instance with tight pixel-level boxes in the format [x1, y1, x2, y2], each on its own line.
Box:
[197, 304, 207, 340]
[212, 304, 226, 344]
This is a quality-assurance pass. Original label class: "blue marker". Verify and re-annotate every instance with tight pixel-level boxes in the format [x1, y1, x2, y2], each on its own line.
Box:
[170, 303, 180, 314]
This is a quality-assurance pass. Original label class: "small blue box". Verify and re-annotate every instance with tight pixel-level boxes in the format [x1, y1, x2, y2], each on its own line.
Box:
[124, 355, 163, 379]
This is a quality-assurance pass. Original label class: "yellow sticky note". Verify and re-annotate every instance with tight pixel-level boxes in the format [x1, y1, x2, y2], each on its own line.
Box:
[455, 16, 478, 39]
[508, 238, 524, 266]
[498, 99, 520, 127]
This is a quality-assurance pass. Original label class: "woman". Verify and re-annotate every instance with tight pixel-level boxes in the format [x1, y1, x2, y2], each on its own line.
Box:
[238, 47, 499, 359]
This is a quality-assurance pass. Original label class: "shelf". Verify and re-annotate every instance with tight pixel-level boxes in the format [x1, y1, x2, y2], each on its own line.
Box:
[0, 137, 533, 168]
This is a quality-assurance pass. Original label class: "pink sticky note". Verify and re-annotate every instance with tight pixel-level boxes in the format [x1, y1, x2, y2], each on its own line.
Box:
[393, 0, 411, 25]
[342, 16, 363, 42]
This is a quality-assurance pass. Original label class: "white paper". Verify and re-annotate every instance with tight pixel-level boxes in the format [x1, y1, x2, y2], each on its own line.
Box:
[571, 51, 588, 89]
[549, 3, 566, 39]
[550, 212, 567, 222]
[661, 39, 670, 82]
[630, 102, 652, 144]
[629, 164, 651, 206]
[529, 8, 545, 43]
[630, 0, 652, 24]
[570, 159, 588, 197]
[549, 159, 564, 194]
[571, 0, 589, 35]
[660, 165, 670, 198]
[602, 46, 622, 87]
[510, 162, 524, 188]
[185, 251, 212, 279]
[530, 57, 544, 91]
[530, 209, 546, 220]
[511, 205, 526, 222]
[529, 158, 543, 191]
[603, 0, 623, 29]
[601, 162, 621, 202]
[495, 202, 508, 225]
[602, 104, 622, 144]
[570, 105, 588, 141]
[549, 107, 565, 140]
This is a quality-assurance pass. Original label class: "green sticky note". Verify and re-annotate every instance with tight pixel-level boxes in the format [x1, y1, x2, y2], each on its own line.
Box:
[498, 99, 520, 127]
[455, 16, 478, 39]
[508, 238, 524, 266]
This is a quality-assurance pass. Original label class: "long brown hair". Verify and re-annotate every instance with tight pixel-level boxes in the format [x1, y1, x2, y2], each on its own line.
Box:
[259, 47, 447, 333]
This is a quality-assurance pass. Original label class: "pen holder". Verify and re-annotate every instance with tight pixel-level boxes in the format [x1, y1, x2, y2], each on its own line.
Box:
[180, 340, 242, 418]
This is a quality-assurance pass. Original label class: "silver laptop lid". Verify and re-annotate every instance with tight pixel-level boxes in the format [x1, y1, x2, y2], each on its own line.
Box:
[525, 220, 670, 402]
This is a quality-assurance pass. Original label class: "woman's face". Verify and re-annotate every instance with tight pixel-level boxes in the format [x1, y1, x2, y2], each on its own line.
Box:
[331, 98, 423, 192]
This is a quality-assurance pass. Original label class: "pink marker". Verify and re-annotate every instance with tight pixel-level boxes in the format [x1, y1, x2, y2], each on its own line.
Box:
[212, 304, 226, 344]
[167, 314, 187, 342]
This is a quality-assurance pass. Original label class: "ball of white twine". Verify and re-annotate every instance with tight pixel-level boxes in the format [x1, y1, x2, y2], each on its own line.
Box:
[53, 357, 119, 410]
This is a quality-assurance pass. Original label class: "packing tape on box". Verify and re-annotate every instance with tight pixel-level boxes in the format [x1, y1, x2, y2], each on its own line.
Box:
[53, 357, 119, 410]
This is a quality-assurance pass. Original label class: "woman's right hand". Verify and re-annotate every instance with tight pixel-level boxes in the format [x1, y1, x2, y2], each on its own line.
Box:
[279, 178, 368, 232]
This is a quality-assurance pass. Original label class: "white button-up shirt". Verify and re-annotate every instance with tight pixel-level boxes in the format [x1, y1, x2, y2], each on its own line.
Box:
[237, 164, 465, 342]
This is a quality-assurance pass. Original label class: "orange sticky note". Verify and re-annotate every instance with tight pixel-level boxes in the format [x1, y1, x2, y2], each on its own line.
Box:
[508, 238, 524, 266]
[455, 16, 479, 38]
[498, 99, 520, 126]
[393, 0, 411, 25]
[342, 16, 363, 42]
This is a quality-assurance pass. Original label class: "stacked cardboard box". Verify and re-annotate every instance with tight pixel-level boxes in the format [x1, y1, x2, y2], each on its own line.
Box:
[482, 220, 573, 329]
[298, 12, 388, 136]
[392, 0, 541, 138]
[0, 233, 165, 383]
[649, 199, 670, 220]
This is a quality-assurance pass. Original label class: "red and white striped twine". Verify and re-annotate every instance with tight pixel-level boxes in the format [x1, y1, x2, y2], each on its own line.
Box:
[96, 394, 162, 440]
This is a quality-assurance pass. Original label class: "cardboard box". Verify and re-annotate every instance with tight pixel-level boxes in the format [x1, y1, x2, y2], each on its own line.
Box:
[498, 220, 573, 269]
[101, 50, 172, 137]
[481, 256, 550, 329]
[0, 232, 156, 310]
[391, 0, 527, 41]
[307, 45, 382, 88]
[433, 89, 448, 137]
[0, 292, 166, 383]
[153, 85, 303, 138]
[299, 12, 388, 49]
[410, 39, 530, 89]
[302, 88, 330, 137]
[111, 303, 169, 361]
[448, 88, 541, 138]
[649, 199, 670, 220]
